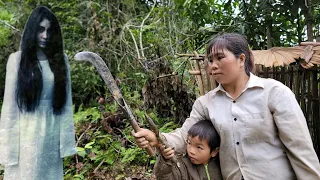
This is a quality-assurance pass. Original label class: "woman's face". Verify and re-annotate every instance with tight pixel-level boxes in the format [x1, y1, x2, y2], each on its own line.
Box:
[37, 18, 51, 48]
[206, 48, 245, 85]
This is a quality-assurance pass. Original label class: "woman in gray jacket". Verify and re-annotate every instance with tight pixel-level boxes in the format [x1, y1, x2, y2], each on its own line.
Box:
[133, 33, 320, 180]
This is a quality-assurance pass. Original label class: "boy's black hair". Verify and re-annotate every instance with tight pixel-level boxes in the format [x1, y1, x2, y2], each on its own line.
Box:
[188, 120, 220, 152]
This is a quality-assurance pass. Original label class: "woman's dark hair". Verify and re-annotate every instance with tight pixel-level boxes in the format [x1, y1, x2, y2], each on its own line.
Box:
[17, 6, 67, 114]
[206, 33, 254, 76]
[188, 120, 220, 152]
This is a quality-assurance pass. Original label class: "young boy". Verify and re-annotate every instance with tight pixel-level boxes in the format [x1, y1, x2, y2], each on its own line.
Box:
[153, 120, 222, 180]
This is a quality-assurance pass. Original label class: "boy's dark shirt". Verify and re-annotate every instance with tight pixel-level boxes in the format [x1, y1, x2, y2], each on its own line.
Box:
[154, 154, 222, 180]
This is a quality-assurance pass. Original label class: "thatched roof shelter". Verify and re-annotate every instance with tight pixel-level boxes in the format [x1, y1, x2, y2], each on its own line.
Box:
[253, 42, 320, 68]
[179, 42, 320, 70]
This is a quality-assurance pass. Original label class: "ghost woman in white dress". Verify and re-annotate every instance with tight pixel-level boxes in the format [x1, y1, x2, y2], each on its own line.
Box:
[0, 6, 76, 180]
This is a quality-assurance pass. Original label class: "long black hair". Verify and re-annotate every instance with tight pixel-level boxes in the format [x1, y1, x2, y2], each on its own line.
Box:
[17, 6, 67, 114]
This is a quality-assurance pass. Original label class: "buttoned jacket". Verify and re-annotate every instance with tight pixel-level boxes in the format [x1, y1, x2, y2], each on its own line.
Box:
[163, 74, 320, 180]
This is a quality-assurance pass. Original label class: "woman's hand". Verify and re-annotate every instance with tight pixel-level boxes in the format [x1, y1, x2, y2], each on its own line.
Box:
[159, 145, 175, 160]
[131, 128, 158, 148]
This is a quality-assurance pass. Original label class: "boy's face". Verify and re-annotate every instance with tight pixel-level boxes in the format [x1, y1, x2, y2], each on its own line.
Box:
[187, 135, 218, 165]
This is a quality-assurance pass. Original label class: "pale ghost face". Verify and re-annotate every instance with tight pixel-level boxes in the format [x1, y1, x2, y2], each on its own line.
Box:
[37, 18, 51, 48]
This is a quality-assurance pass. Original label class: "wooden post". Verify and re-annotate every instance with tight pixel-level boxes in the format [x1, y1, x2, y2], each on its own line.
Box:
[193, 51, 204, 95]
[301, 70, 306, 115]
[306, 70, 311, 125]
[281, 66, 285, 85]
[272, 66, 276, 79]
[312, 67, 320, 157]
[295, 66, 301, 102]
[289, 66, 294, 90]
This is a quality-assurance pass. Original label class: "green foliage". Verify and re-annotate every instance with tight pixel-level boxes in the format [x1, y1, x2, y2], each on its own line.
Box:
[70, 62, 106, 108]
[121, 147, 144, 164]
[73, 106, 101, 123]
[0, 3, 21, 106]
[63, 100, 167, 179]
[159, 121, 179, 133]
[0, 9, 14, 46]
[175, 0, 217, 27]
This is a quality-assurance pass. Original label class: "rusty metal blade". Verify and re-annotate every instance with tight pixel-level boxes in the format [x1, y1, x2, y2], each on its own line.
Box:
[74, 52, 122, 100]
[74, 51, 155, 156]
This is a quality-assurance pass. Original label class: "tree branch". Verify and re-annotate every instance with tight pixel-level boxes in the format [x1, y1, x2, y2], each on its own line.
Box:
[139, 0, 157, 59]
[127, 27, 141, 59]
[76, 124, 92, 147]
[0, 20, 20, 31]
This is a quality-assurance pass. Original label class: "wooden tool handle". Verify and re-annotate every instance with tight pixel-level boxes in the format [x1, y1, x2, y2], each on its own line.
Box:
[145, 145, 155, 156]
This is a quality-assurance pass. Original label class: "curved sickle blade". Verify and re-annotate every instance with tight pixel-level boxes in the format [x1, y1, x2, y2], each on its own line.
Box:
[74, 51, 155, 156]
[74, 52, 122, 100]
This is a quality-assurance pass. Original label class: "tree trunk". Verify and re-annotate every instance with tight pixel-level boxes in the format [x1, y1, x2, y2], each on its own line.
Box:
[305, 0, 314, 41]
[265, 4, 273, 48]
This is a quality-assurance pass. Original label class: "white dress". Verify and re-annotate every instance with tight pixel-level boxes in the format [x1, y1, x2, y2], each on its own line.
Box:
[0, 52, 77, 180]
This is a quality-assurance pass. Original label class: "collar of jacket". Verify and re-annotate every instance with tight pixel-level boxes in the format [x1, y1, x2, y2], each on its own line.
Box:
[214, 73, 264, 94]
